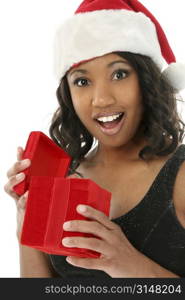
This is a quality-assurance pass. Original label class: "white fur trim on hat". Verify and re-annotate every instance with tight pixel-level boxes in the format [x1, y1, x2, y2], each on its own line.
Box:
[162, 62, 185, 91]
[54, 9, 165, 81]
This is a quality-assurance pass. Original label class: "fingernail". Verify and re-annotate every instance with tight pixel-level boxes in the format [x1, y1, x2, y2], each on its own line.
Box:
[24, 191, 29, 198]
[77, 205, 87, 213]
[16, 173, 25, 180]
[63, 221, 71, 230]
[62, 238, 70, 246]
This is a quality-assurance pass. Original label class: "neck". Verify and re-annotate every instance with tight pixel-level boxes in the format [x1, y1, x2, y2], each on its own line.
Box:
[86, 132, 148, 168]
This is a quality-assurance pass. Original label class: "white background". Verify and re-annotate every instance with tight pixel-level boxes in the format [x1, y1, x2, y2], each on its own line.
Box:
[0, 0, 185, 277]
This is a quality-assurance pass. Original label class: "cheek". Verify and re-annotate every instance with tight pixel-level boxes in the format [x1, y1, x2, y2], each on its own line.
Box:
[71, 96, 90, 124]
[72, 100, 80, 115]
[71, 93, 84, 114]
[122, 85, 144, 124]
[127, 80, 142, 109]
[130, 98, 144, 121]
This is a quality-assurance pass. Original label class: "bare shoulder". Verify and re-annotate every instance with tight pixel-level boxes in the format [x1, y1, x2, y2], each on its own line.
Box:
[173, 161, 185, 225]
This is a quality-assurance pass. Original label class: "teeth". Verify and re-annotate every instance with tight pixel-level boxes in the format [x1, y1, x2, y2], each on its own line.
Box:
[97, 113, 123, 123]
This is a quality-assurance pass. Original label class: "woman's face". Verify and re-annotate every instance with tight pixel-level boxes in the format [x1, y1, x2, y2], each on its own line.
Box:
[66, 53, 144, 148]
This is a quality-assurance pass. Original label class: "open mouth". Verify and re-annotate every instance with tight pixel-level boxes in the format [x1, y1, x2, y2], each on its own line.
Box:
[96, 112, 124, 129]
[94, 112, 125, 136]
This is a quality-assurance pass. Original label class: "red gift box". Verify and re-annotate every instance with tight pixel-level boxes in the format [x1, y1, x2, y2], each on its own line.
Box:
[15, 131, 111, 257]
[21, 176, 111, 258]
[13, 131, 71, 196]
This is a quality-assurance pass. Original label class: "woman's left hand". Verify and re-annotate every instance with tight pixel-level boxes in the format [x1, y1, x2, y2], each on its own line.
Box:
[62, 204, 144, 277]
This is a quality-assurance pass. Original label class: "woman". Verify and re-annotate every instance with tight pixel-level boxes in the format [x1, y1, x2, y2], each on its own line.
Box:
[4, 0, 185, 277]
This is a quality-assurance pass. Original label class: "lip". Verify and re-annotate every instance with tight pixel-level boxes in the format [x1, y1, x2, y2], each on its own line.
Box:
[93, 111, 124, 119]
[95, 113, 126, 136]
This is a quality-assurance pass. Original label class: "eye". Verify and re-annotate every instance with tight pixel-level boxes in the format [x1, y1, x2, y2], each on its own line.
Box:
[73, 78, 89, 87]
[112, 69, 129, 80]
[72, 69, 129, 87]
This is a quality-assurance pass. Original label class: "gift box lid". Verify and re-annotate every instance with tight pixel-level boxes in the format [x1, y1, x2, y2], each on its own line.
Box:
[13, 131, 72, 195]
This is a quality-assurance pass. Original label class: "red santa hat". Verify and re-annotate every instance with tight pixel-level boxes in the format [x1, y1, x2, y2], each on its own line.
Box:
[54, 0, 185, 91]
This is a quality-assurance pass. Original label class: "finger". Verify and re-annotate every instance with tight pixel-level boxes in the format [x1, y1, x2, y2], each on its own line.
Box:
[4, 173, 25, 198]
[4, 184, 19, 201]
[66, 173, 81, 179]
[76, 205, 117, 231]
[66, 256, 105, 271]
[6, 158, 31, 178]
[7, 173, 25, 191]
[63, 220, 112, 242]
[62, 236, 111, 256]
[17, 146, 24, 162]
[17, 190, 29, 210]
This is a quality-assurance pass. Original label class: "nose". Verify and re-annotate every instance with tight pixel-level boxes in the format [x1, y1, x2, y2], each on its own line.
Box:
[92, 84, 116, 107]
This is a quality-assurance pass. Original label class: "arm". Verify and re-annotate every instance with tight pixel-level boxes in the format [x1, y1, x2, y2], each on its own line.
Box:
[19, 244, 59, 278]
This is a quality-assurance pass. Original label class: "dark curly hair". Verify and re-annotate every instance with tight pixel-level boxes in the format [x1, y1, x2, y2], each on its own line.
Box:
[49, 51, 185, 177]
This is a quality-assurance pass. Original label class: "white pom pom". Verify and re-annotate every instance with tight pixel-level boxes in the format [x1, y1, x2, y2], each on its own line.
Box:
[162, 62, 185, 91]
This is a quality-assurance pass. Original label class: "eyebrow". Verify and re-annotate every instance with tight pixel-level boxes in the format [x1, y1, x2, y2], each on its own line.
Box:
[68, 60, 131, 77]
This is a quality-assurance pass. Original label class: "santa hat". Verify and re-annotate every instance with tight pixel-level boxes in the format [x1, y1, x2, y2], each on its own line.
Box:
[54, 0, 185, 91]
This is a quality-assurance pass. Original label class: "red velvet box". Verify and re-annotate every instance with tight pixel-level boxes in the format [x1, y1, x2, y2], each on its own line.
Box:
[13, 131, 71, 196]
[21, 176, 111, 258]
[15, 131, 111, 257]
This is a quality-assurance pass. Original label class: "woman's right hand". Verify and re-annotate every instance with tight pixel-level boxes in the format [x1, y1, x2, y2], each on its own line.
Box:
[4, 147, 31, 242]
